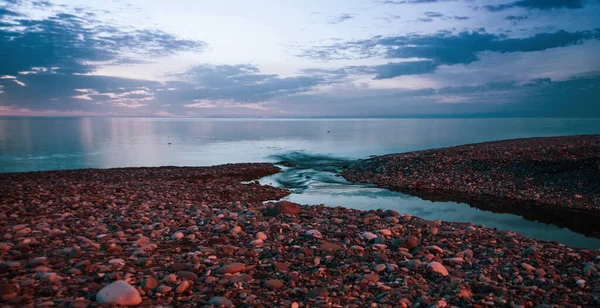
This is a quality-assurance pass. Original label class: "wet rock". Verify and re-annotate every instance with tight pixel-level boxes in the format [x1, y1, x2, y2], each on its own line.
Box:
[96, 280, 142, 306]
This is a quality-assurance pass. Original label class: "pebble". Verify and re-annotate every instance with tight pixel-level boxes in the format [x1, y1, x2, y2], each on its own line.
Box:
[96, 280, 142, 306]
[273, 201, 302, 215]
[171, 231, 184, 240]
[256, 232, 268, 240]
[305, 229, 323, 238]
[1, 164, 598, 307]
[361, 232, 378, 241]
[175, 280, 189, 293]
[427, 262, 449, 276]
[264, 279, 284, 289]
[209, 296, 233, 306]
[217, 263, 246, 274]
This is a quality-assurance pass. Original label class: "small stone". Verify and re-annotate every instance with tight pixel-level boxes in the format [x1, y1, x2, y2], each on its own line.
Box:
[373, 264, 386, 272]
[361, 232, 378, 241]
[250, 239, 263, 247]
[427, 262, 449, 276]
[525, 246, 537, 255]
[256, 232, 268, 240]
[37, 272, 59, 283]
[157, 285, 172, 293]
[216, 263, 246, 274]
[141, 277, 158, 290]
[171, 231, 184, 240]
[521, 263, 535, 272]
[209, 296, 233, 306]
[264, 279, 284, 289]
[96, 280, 142, 306]
[320, 242, 343, 251]
[576, 279, 586, 287]
[305, 229, 322, 238]
[175, 280, 189, 293]
[27, 257, 49, 268]
[177, 271, 198, 280]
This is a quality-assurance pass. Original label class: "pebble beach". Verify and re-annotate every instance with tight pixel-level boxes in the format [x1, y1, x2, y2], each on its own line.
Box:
[1, 158, 599, 307]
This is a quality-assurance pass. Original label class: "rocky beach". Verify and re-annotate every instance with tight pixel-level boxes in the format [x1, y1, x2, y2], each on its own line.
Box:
[342, 135, 600, 237]
[0, 159, 599, 307]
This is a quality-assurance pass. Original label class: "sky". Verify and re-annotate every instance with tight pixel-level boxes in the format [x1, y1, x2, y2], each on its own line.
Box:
[0, 0, 599, 117]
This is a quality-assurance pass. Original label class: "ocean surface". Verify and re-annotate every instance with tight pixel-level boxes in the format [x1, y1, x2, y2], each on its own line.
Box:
[1, 117, 600, 248]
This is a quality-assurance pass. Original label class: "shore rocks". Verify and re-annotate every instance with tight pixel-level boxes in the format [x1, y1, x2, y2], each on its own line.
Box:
[96, 280, 142, 306]
[0, 164, 598, 307]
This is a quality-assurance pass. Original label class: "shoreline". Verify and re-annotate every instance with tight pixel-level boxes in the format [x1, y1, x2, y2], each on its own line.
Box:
[342, 135, 600, 237]
[1, 164, 599, 306]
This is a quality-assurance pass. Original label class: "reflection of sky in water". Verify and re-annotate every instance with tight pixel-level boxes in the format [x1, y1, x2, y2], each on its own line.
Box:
[1, 117, 600, 248]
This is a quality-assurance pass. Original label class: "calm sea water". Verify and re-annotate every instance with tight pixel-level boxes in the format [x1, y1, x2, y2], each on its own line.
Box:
[1, 117, 600, 248]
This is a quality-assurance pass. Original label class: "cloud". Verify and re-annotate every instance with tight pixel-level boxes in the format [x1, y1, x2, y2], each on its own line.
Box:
[329, 13, 355, 24]
[505, 15, 529, 24]
[70, 87, 154, 108]
[167, 64, 324, 103]
[299, 29, 600, 78]
[354, 61, 439, 79]
[483, 0, 584, 12]
[183, 99, 270, 111]
[0, 10, 206, 76]
[414, 11, 469, 23]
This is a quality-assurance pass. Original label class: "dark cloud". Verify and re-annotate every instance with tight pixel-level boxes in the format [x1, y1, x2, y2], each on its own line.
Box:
[166, 64, 324, 103]
[505, 15, 529, 23]
[299, 29, 600, 78]
[415, 11, 469, 22]
[0, 10, 205, 76]
[483, 0, 584, 12]
[367, 61, 439, 79]
[0, 7, 22, 17]
[329, 13, 355, 24]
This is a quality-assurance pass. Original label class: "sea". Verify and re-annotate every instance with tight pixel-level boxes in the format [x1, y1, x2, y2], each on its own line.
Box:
[1, 117, 599, 248]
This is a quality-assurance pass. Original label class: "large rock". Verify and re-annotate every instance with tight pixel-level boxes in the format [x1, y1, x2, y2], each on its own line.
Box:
[273, 201, 302, 215]
[96, 280, 142, 306]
